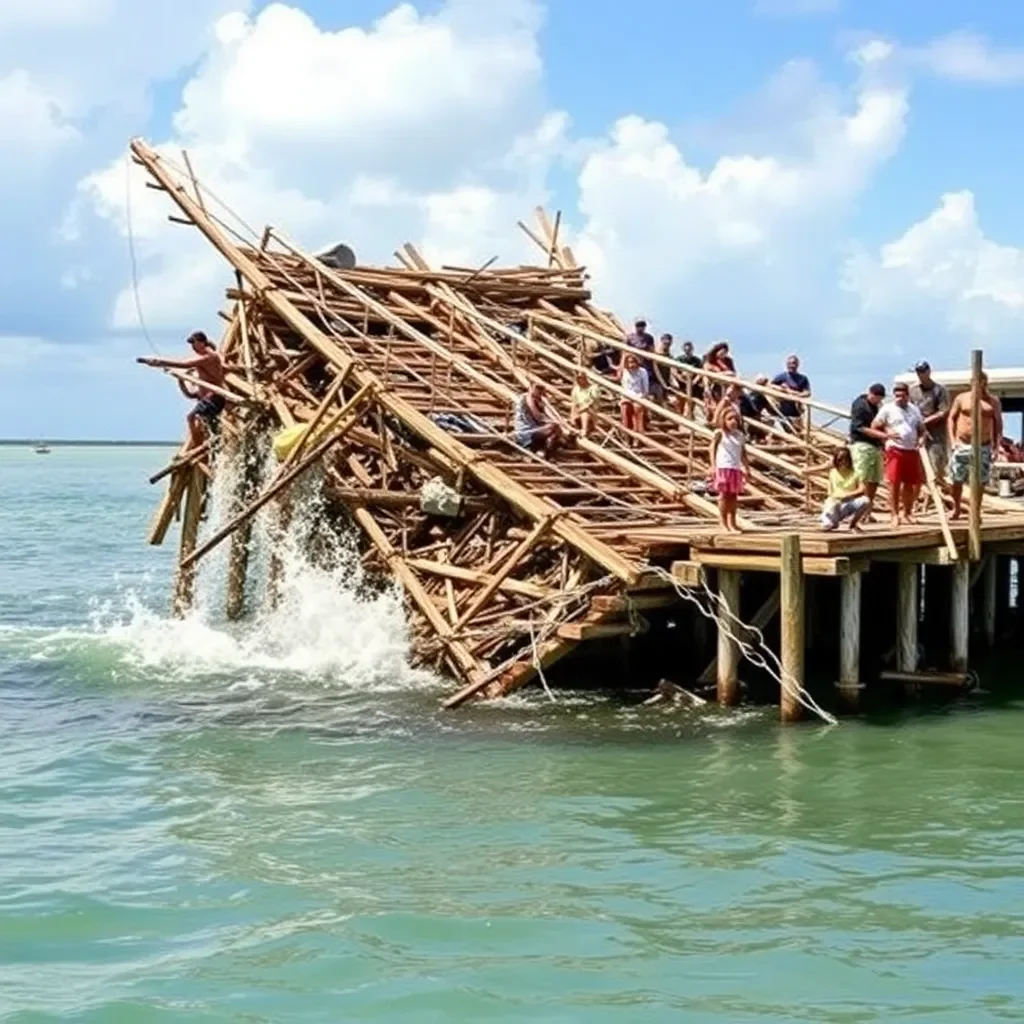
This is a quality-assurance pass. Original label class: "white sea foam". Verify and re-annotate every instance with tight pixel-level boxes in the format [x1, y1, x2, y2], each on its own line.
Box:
[77, 455, 437, 693]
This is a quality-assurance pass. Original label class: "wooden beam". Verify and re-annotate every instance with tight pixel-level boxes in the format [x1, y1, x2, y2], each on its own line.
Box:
[698, 586, 779, 685]
[838, 572, 862, 710]
[688, 550, 858, 577]
[950, 561, 970, 673]
[172, 467, 204, 617]
[896, 563, 919, 673]
[717, 570, 741, 707]
[969, 348, 983, 561]
[779, 534, 804, 723]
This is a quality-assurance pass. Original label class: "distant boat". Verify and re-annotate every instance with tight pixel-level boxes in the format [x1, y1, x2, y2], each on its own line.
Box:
[33, 442, 51, 454]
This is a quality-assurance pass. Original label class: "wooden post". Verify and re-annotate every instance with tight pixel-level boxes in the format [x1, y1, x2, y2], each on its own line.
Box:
[838, 572, 862, 710]
[969, 348, 983, 562]
[779, 534, 804, 723]
[266, 495, 293, 611]
[950, 561, 970, 673]
[173, 466, 204, 617]
[896, 563, 919, 672]
[716, 569, 741, 706]
[981, 554, 997, 648]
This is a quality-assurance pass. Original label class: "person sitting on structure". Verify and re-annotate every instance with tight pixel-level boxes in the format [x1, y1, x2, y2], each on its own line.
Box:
[947, 372, 1003, 520]
[873, 380, 925, 526]
[513, 382, 563, 457]
[618, 352, 650, 436]
[137, 331, 227, 449]
[570, 369, 601, 438]
[710, 406, 749, 533]
[820, 447, 870, 532]
[771, 354, 810, 431]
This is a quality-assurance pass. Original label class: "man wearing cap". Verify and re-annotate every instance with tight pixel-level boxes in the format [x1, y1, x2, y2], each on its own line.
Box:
[848, 383, 888, 510]
[909, 361, 950, 484]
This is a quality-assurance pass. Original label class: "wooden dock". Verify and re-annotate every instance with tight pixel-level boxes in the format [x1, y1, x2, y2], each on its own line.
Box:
[133, 138, 1024, 719]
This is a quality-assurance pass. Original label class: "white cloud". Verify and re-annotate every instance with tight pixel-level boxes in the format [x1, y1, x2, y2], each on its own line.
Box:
[78, 0, 554, 330]
[838, 191, 1024, 367]
[0, 71, 78, 161]
[0, 0, 248, 122]
[570, 53, 908, 337]
[911, 31, 1024, 85]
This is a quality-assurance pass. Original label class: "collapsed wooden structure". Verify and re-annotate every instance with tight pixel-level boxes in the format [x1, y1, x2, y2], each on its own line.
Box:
[135, 139, 1024, 715]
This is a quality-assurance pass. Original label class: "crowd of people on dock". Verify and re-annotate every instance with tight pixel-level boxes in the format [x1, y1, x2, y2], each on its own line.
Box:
[147, 321, 1008, 538]
[512, 317, 1007, 533]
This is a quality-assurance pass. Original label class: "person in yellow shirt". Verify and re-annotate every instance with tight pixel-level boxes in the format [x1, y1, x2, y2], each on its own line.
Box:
[820, 446, 870, 531]
[570, 370, 601, 438]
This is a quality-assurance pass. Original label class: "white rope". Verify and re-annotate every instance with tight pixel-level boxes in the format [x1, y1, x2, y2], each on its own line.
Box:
[528, 617, 557, 703]
[645, 564, 838, 726]
[125, 154, 159, 355]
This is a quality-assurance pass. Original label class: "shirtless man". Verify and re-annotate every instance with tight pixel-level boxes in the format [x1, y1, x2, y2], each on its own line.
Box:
[138, 331, 227, 449]
[947, 372, 1003, 520]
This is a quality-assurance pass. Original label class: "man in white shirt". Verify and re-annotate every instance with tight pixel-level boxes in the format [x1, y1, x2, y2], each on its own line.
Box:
[872, 380, 925, 525]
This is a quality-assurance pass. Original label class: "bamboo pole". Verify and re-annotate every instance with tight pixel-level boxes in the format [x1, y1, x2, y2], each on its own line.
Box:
[173, 466, 204, 616]
[779, 534, 804, 723]
[969, 349, 983, 561]
[149, 468, 189, 546]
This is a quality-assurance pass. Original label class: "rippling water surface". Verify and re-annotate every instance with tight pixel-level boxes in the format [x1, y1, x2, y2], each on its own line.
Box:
[2, 447, 1023, 1022]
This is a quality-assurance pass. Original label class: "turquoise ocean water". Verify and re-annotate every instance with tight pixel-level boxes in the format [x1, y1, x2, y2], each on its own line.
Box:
[1, 447, 1023, 1022]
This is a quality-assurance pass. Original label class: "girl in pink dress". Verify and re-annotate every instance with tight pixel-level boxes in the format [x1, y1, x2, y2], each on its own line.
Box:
[710, 407, 749, 532]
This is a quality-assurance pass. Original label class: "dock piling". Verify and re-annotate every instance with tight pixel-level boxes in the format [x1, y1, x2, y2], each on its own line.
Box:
[838, 572, 863, 710]
[780, 534, 804, 723]
[951, 561, 970, 673]
[716, 569, 741, 706]
[896, 563, 919, 673]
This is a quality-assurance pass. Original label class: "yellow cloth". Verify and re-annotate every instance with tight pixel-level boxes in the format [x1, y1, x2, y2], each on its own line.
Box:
[571, 382, 601, 411]
[828, 466, 862, 499]
[272, 423, 313, 462]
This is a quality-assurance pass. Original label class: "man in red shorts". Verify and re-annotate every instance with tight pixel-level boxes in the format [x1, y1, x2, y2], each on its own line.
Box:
[873, 380, 925, 526]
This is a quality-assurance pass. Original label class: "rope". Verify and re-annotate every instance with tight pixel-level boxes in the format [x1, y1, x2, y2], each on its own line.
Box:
[125, 154, 160, 355]
[645, 564, 838, 726]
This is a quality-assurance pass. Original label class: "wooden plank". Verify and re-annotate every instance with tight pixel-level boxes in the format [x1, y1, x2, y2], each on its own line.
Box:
[688, 550, 856, 577]
[405, 558, 550, 600]
[556, 621, 639, 641]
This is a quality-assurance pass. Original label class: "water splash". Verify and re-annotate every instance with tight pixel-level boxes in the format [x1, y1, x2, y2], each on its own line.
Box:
[5, 451, 435, 695]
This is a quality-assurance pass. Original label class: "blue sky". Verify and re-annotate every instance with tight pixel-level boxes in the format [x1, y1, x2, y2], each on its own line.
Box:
[1, 0, 1023, 440]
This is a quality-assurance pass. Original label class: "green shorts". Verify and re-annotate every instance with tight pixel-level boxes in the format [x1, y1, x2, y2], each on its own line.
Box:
[851, 442, 883, 484]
